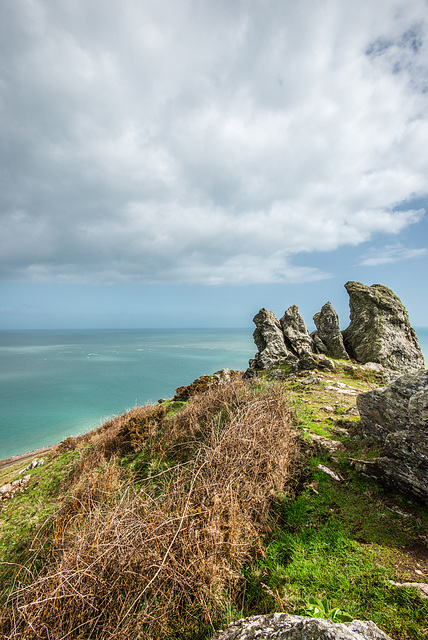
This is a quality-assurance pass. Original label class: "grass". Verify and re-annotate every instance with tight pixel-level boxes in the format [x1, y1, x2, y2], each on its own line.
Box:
[241, 462, 428, 639]
[0, 379, 299, 639]
[0, 364, 427, 639]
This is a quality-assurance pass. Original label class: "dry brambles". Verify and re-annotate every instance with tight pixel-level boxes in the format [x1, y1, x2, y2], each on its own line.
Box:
[0, 378, 299, 640]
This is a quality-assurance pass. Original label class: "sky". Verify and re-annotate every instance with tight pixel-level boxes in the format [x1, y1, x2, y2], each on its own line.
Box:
[1, 0, 428, 331]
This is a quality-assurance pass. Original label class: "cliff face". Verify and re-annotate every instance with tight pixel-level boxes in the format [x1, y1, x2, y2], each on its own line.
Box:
[246, 281, 424, 380]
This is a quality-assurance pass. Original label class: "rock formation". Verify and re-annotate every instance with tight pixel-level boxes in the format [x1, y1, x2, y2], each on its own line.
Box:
[356, 369, 428, 503]
[313, 302, 349, 360]
[246, 308, 298, 374]
[342, 281, 424, 376]
[213, 613, 393, 640]
[245, 282, 424, 379]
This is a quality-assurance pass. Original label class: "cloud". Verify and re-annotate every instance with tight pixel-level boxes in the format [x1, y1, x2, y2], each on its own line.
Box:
[360, 243, 427, 266]
[1, 0, 428, 285]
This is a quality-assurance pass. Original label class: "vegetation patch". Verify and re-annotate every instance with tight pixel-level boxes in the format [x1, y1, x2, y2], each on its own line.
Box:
[0, 365, 427, 640]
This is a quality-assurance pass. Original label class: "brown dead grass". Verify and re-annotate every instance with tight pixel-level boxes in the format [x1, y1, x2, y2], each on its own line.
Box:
[0, 378, 299, 640]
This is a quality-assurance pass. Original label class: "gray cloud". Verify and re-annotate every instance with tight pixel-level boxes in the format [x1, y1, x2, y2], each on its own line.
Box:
[1, 0, 428, 285]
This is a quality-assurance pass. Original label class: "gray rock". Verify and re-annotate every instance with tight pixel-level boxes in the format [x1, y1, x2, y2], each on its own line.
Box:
[313, 353, 336, 371]
[280, 305, 313, 357]
[267, 369, 286, 381]
[213, 614, 393, 639]
[310, 434, 344, 453]
[312, 331, 328, 354]
[342, 282, 424, 377]
[313, 302, 349, 359]
[356, 369, 428, 503]
[297, 349, 317, 370]
[250, 308, 297, 371]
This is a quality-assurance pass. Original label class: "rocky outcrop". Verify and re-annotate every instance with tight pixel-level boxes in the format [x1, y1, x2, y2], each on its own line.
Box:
[342, 281, 424, 377]
[356, 369, 428, 503]
[213, 613, 393, 639]
[313, 302, 349, 360]
[245, 282, 424, 379]
[246, 308, 298, 374]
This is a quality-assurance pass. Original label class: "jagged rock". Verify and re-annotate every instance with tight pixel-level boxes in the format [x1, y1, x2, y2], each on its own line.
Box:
[253, 308, 298, 370]
[313, 302, 349, 359]
[356, 369, 428, 503]
[280, 305, 313, 355]
[280, 305, 318, 370]
[312, 331, 328, 353]
[213, 613, 393, 639]
[246, 308, 298, 374]
[342, 281, 424, 377]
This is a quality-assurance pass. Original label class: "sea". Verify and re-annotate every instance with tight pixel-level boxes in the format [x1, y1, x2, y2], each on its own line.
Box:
[1, 327, 427, 461]
[0, 329, 255, 460]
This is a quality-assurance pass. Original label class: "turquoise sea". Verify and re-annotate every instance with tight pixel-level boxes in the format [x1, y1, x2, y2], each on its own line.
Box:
[0, 329, 255, 459]
[1, 327, 427, 460]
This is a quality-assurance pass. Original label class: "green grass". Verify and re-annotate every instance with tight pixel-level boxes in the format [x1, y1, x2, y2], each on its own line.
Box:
[240, 460, 428, 639]
[0, 450, 80, 593]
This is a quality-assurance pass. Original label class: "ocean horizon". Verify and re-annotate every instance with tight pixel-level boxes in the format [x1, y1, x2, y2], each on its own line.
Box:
[1, 327, 427, 460]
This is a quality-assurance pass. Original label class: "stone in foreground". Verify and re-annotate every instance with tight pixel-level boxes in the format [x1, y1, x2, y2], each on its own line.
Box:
[213, 613, 393, 639]
[357, 369, 428, 503]
[342, 281, 424, 377]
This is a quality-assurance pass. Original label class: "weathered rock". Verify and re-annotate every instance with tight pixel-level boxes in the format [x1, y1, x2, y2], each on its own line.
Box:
[310, 434, 344, 454]
[213, 613, 393, 639]
[312, 331, 328, 354]
[280, 305, 318, 370]
[280, 305, 313, 356]
[342, 281, 424, 377]
[313, 302, 349, 359]
[313, 353, 336, 371]
[356, 369, 428, 503]
[267, 369, 286, 381]
[253, 308, 297, 369]
[0, 474, 31, 501]
[245, 308, 298, 374]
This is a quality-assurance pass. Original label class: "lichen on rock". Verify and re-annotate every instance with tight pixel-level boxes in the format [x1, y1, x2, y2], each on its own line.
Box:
[356, 369, 428, 503]
[342, 281, 424, 377]
[213, 613, 393, 640]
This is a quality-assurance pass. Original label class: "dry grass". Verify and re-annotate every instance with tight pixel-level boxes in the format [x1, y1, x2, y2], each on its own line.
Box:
[0, 379, 299, 640]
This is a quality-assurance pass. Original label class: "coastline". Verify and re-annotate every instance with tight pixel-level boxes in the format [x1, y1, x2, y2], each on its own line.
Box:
[0, 445, 56, 471]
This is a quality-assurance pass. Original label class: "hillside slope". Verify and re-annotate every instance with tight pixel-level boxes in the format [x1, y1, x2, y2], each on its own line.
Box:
[0, 365, 427, 639]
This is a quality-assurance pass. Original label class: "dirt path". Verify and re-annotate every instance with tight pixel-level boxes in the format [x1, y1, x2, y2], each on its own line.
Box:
[0, 445, 56, 471]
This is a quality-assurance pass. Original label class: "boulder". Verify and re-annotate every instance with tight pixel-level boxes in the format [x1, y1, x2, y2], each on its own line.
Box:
[342, 282, 424, 377]
[213, 613, 393, 639]
[313, 302, 349, 359]
[356, 369, 428, 503]
[246, 308, 298, 373]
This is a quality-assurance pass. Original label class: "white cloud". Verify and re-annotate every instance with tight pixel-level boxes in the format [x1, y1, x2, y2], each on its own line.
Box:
[1, 0, 428, 285]
[360, 243, 427, 266]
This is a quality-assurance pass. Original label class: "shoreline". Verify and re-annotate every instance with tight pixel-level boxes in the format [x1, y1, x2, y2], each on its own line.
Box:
[0, 445, 56, 471]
